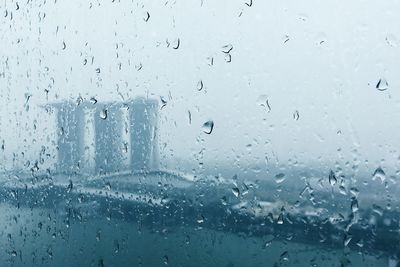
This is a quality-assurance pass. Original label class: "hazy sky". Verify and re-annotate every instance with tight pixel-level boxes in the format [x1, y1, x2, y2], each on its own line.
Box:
[1, 0, 400, 173]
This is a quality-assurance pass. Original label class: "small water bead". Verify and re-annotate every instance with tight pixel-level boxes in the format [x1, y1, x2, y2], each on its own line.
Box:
[372, 167, 386, 182]
[202, 120, 214, 134]
[376, 78, 388, 91]
[100, 109, 107, 120]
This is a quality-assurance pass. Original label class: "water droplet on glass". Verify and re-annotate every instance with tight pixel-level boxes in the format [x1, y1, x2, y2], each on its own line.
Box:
[328, 170, 337, 185]
[123, 142, 128, 153]
[135, 63, 143, 71]
[263, 235, 274, 248]
[372, 167, 386, 182]
[67, 180, 73, 193]
[197, 215, 205, 224]
[283, 35, 290, 44]
[206, 56, 214, 66]
[232, 187, 240, 197]
[280, 251, 289, 262]
[256, 95, 271, 112]
[163, 255, 169, 265]
[277, 213, 284, 224]
[76, 95, 83, 105]
[351, 198, 359, 213]
[96, 230, 101, 241]
[344, 234, 352, 247]
[315, 32, 327, 45]
[47, 247, 53, 258]
[160, 96, 167, 109]
[275, 173, 286, 184]
[356, 239, 364, 248]
[349, 187, 359, 197]
[245, 0, 253, 7]
[376, 78, 388, 91]
[221, 196, 228, 205]
[172, 38, 180, 49]
[188, 110, 192, 124]
[105, 182, 111, 190]
[293, 110, 299, 120]
[185, 235, 190, 244]
[100, 109, 108, 120]
[24, 93, 31, 111]
[385, 34, 398, 47]
[202, 120, 214, 134]
[90, 97, 98, 104]
[144, 11, 150, 22]
[372, 204, 384, 216]
[221, 44, 233, 53]
[114, 240, 120, 254]
[224, 53, 232, 63]
[197, 80, 204, 91]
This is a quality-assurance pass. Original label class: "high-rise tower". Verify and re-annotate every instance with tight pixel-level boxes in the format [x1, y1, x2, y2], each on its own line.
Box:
[129, 97, 159, 172]
[50, 97, 159, 175]
[94, 103, 126, 174]
[53, 102, 86, 174]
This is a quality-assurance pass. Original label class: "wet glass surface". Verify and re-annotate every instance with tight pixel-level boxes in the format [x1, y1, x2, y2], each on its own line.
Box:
[1, 0, 400, 266]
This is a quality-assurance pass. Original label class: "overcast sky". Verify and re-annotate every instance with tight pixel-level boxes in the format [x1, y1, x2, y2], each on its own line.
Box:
[1, 0, 400, 174]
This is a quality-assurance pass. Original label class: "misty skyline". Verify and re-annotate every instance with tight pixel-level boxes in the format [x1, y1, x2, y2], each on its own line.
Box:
[1, 0, 400, 174]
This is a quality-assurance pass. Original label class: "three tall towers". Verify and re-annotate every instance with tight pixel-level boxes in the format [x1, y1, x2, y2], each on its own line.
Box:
[51, 97, 159, 175]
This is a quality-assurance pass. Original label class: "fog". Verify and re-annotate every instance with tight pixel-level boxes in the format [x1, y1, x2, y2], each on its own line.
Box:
[1, 0, 400, 174]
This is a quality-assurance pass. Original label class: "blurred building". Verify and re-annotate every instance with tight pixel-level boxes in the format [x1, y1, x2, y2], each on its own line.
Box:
[51, 101, 86, 174]
[129, 97, 159, 173]
[94, 103, 126, 174]
[50, 97, 159, 175]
